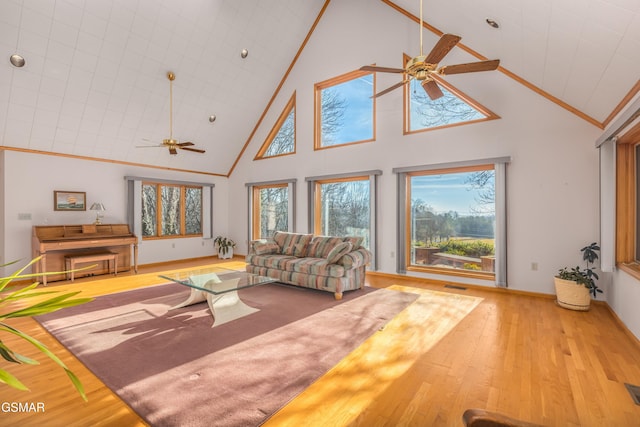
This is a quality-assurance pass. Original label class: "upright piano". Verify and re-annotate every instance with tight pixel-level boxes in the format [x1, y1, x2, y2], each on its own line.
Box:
[32, 224, 138, 285]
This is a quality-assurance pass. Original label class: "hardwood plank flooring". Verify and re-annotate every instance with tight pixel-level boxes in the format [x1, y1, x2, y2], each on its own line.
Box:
[1, 259, 639, 426]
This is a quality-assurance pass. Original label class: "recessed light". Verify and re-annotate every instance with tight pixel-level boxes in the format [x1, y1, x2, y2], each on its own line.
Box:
[10, 54, 25, 67]
[486, 18, 500, 29]
[240, 49, 248, 59]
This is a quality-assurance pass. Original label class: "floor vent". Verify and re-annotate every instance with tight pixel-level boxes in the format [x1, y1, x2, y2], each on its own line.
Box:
[625, 383, 640, 405]
[444, 284, 467, 291]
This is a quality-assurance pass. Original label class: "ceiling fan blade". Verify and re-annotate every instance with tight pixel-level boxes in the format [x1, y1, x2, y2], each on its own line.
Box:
[439, 59, 500, 75]
[135, 145, 163, 148]
[424, 34, 461, 64]
[360, 65, 405, 74]
[373, 80, 410, 98]
[422, 79, 444, 100]
[169, 147, 178, 155]
[177, 141, 194, 146]
[180, 147, 206, 153]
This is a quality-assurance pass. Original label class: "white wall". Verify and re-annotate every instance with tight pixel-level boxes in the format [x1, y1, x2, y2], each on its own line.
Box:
[0, 150, 228, 277]
[228, 0, 604, 297]
[609, 270, 640, 339]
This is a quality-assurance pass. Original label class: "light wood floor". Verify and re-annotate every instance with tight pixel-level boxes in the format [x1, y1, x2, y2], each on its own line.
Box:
[1, 257, 639, 427]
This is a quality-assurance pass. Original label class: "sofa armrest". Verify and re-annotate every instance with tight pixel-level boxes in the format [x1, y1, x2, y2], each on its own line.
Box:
[336, 247, 371, 269]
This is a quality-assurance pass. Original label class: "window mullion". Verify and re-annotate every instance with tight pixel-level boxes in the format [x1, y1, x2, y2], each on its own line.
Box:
[156, 184, 163, 237]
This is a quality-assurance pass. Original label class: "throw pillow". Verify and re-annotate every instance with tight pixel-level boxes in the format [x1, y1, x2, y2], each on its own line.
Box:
[253, 241, 280, 255]
[325, 241, 353, 264]
[282, 234, 313, 256]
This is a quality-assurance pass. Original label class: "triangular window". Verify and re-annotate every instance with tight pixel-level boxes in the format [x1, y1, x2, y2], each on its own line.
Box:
[403, 56, 498, 133]
[255, 92, 296, 159]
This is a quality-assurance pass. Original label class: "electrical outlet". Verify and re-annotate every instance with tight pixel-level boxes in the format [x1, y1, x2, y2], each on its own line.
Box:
[390, 251, 395, 258]
[172, 243, 175, 249]
[531, 262, 538, 271]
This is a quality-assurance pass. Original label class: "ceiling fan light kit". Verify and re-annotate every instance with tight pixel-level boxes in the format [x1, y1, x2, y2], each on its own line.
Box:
[360, 0, 500, 100]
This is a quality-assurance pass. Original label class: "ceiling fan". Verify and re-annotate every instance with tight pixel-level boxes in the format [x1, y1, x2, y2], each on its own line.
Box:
[137, 71, 206, 155]
[360, 0, 500, 100]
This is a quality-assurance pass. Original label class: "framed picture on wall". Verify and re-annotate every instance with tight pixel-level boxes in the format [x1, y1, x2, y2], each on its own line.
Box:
[53, 191, 86, 211]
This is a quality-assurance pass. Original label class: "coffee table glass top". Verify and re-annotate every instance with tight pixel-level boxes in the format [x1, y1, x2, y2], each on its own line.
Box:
[159, 267, 277, 294]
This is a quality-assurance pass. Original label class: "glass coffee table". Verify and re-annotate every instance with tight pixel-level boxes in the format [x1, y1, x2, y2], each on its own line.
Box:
[159, 267, 277, 327]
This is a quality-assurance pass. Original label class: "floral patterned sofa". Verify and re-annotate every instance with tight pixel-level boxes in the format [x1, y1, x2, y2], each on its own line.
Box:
[245, 231, 371, 300]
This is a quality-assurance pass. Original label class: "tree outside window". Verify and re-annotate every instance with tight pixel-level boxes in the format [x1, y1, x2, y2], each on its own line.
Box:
[315, 177, 370, 249]
[255, 93, 296, 159]
[142, 183, 202, 238]
[252, 184, 289, 239]
[403, 65, 498, 134]
[315, 70, 374, 149]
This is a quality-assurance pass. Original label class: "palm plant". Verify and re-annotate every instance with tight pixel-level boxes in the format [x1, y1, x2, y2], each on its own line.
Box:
[1, 257, 93, 400]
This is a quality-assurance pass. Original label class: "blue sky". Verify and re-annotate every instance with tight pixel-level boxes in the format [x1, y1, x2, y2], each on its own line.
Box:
[411, 172, 493, 216]
[324, 75, 373, 145]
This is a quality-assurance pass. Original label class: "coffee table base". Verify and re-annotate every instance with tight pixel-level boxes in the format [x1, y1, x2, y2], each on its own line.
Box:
[171, 278, 259, 327]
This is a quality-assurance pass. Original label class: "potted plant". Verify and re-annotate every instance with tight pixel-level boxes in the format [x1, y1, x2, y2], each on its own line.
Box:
[554, 242, 602, 311]
[214, 236, 236, 259]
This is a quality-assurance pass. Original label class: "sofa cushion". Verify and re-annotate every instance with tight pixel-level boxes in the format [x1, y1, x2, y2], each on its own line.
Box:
[273, 232, 312, 257]
[246, 254, 296, 270]
[326, 241, 353, 264]
[307, 236, 346, 258]
[285, 257, 345, 278]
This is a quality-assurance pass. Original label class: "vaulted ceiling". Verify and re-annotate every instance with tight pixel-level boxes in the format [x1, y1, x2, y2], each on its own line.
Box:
[2, 0, 639, 176]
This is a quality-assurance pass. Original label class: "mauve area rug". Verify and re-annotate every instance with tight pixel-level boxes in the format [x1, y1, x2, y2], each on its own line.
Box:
[36, 282, 418, 427]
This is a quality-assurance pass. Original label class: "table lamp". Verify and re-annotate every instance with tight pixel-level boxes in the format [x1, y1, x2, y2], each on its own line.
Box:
[90, 202, 106, 224]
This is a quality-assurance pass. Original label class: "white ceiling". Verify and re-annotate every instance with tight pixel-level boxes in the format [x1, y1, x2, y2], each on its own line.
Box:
[1, 0, 639, 176]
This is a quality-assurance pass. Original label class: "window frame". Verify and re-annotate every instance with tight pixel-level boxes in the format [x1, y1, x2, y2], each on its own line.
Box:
[314, 69, 376, 150]
[393, 157, 509, 286]
[616, 121, 640, 278]
[254, 92, 296, 160]
[403, 54, 499, 135]
[141, 181, 203, 240]
[246, 179, 296, 241]
[306, 170, 381, 269]
[404, 164, 496, 280]
[312, 175, 370, 237]
[250, 183, 291, 240]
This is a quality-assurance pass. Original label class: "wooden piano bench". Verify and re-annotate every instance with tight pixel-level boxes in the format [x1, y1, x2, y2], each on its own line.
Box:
[65, 252, 118, 282]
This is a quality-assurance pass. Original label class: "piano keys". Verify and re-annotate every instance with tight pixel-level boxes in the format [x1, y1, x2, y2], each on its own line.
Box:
[32, 224, 138, 285]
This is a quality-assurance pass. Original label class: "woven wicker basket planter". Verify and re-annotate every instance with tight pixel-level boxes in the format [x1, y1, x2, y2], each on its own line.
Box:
[554, 277, 591, 311]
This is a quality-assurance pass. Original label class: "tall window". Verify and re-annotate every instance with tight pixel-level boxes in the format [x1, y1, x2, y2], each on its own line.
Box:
[307, 170, 382, 269]
[314, 69, 375, 149]
[247, 179, 296, 241]
[615, 123, 640, 277]
[252, 184, 289, 239]
[255, 92, 296, 159]
[406, 166, 496, 277]
[394, 158, 508, 284]
[142, 182, 202, 238]
[314, 177, 371, 248]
